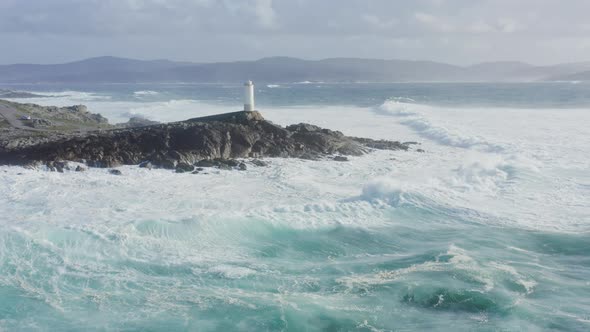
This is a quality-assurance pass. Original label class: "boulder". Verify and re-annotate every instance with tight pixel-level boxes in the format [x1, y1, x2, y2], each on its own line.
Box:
[238, 162, 247, 171]
[176, 162, 195, 173]
[158, 159, 177, 170]
[352, 137, 409, 151]
[48, 161, 69, 173]
[23, 161, 41, 170]
[251, 159, 268, 167]
[87, 160, 105, 168]
[109, 169, 122, 176]
[195, 160, 217, 168]
[55, 161, 70, 171]
[333, 156, 349, 162]
[27, 118, 54, 128]
[139, 161, 153, 169]
[300, 152, 321, 161]
[286, 123, 322, 133]
[219, 159, 239, 167]
[75, 165, 86, 172]
[122, 117, 160, 128]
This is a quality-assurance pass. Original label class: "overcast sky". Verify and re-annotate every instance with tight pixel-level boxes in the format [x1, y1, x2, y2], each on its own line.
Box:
[1, 0, 589, 65]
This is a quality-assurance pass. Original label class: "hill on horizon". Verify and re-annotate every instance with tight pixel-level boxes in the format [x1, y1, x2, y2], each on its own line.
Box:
[1, 56, 589, 84]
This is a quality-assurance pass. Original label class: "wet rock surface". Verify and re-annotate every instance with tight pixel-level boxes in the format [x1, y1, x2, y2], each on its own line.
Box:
[251, 159, 268, 167]
[119, 116, 160, 128]
[175, 162, 195, 173]
[0, 111, 412, 168]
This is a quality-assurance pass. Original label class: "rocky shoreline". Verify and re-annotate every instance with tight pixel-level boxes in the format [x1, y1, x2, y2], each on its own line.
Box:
[0, 108, 416, 173]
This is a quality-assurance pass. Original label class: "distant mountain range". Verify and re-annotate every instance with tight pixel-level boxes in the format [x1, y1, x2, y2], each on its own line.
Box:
[1, 56, 590, 83]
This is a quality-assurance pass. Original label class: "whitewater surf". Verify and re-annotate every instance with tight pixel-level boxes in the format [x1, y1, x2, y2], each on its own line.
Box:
[1, 83, 589, 331]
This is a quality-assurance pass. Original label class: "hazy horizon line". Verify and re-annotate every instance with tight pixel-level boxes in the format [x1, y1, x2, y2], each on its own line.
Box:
[2, 55, 589, 68]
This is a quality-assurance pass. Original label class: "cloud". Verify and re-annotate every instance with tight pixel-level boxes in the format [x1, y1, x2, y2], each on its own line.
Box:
[362, 14, 397, 30]
[254, 0, 277, 28]
[0, 0, 589, 64]
[468, 21, 495, 33]
[496, 18, 524, 33]
[414, 12, 454, 32]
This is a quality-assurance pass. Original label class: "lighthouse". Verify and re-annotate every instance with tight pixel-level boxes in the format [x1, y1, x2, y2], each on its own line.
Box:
[244, 80, 255, 111]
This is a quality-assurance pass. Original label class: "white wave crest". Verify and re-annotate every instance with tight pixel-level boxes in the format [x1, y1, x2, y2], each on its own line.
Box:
[134, 90, 159, 96]
[450, 153, 512, 193]
[207, 264, 257, 279]
[361, 178, 410, 206]
[376, 100, 505, 152]
[28, 90, 112, 101]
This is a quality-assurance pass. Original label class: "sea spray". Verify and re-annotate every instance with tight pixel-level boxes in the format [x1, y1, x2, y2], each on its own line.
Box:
[1, 83, 589, 331]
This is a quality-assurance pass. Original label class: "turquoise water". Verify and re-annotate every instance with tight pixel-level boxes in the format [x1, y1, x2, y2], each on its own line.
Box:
[1, 83, 589, 331]
[2, 214, 589, 331]
[5, 81, 590, 108]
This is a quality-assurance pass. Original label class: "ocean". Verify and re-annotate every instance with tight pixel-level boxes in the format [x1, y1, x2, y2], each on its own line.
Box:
[0, 82, 589, 331]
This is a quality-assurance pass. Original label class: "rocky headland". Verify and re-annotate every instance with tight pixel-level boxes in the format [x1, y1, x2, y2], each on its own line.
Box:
[0, 99, 417, 173]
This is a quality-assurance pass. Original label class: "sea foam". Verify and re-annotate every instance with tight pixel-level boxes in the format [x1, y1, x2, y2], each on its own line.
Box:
[1, 86, 589, 330]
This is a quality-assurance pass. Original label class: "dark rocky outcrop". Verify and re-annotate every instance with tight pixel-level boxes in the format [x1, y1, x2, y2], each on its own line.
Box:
[351, 137, 410, 151]
[195, 159, 217, 168]
[15, 103, 109, 125]
[251, 159, 268, 167]
[139, 161, 153, 169]
[0, 111, 410, 167]
[175, 162, 195, 173]
[0, 99, 113, 152]
[26, 118, 54, 128]
[46, 161, 70, 173]
[119, 116, 160, 128]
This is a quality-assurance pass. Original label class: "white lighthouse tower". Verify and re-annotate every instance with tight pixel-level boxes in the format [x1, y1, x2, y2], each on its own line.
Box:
[244, 80, 255, 111]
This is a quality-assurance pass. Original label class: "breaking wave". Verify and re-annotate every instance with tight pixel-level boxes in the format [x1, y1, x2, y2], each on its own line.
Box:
[134, 90, 159, 96]
[25, 90, 113, 101]
[375, 99, 506, 152]
[1, 86, 589, 330]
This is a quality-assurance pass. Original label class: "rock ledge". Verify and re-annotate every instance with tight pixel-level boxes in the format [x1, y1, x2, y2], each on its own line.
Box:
[0, 111, 412, 167]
